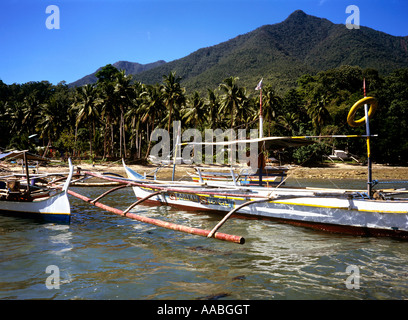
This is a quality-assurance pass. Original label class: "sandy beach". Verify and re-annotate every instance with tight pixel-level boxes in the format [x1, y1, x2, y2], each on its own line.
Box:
[3, 161, 407, 181]
[285, 163, 408, 180]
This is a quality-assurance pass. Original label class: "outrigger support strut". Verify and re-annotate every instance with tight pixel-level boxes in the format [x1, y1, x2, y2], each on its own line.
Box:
[122, 190, 164, 216]
[207, 198, 270, 238]
[90, 184, 129, 204]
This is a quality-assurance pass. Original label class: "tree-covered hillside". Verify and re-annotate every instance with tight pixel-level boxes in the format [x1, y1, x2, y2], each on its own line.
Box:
[133, 10, 408, 94]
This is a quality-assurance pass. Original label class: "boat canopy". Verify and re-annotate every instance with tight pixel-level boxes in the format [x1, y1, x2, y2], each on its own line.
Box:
[183, 136, 315, 149]
[262, 137, 315, 149]
[0, 150, 49, 162]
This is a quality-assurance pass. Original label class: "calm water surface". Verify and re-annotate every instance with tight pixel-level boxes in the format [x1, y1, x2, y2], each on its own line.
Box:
[1, 179, 408, 300]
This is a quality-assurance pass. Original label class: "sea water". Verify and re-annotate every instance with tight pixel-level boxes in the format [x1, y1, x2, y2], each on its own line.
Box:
[1, 179, 407, 300]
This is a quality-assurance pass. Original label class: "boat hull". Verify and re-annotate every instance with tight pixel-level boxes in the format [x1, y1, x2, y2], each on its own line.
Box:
[121, 162, 408, 239]
[0, 191, 71, 223]
[130, 185, 408, 239]
[0, 158, 74, 223]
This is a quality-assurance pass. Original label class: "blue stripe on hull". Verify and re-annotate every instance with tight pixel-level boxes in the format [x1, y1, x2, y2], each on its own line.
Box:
[0, 209, 70, 224]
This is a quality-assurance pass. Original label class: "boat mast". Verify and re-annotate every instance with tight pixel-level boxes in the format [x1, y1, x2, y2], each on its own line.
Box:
[255, 79, 264, 186]
[23, 151, 30, 195]
[363, 78, 373, 198]
[172, 124, 181, 181]
[256, 78, 264, 139]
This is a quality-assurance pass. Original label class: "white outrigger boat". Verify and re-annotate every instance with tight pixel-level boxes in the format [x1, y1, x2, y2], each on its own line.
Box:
[122, 162, 408, 240]
[119, 96, 408, 240]
[0, 153, 74, 223]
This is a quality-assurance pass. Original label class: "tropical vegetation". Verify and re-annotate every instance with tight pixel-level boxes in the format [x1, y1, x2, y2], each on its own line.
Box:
[1, 65, 407, 165]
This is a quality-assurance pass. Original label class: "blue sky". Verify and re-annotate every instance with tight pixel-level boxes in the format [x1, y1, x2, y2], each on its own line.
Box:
[1, 0, 407, 85]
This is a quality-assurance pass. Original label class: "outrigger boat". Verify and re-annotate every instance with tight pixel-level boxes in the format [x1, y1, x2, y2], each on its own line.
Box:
[122, 161, 408, 240]
[0, 152, 74, 223]
[117, 95, 408, 240]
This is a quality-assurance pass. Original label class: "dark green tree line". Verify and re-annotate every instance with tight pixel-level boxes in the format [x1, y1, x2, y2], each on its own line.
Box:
[0, 65, 407, 165]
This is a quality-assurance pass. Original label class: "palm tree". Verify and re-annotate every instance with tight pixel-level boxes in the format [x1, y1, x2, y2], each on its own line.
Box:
[136, 83, 164, 158]
[124, 81, 144, 158]
[162, 71, 185, 132]
[37, 96, 66, 157]
[205, 89, 220, 128]
[99, 81, 120, 158]
[262, 86, 283, 135]
[277, 112, 299, 136]
[234, 87, 256, 130]
[22, 94, 41, 134]
[114, 70, 134, 158]
[71, 84, 101, 159]
[219, 76, 242, 128]
[183, 91, 206, 128]
[5, 101, 24, 136]
[307, 95, 332, 134]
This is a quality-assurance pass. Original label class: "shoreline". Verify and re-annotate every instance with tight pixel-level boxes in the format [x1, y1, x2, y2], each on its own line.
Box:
[2, 161, 407, 181]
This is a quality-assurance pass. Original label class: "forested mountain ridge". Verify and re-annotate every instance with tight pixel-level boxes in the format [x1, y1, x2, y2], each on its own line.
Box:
[133, 10, 408, 93]
[68, 10, 408, 93]
[68, 60, 166, 88]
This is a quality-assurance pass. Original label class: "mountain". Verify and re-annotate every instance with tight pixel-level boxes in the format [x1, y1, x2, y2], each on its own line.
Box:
[133, 10, 408, 93]
[68, 60, 166, 87]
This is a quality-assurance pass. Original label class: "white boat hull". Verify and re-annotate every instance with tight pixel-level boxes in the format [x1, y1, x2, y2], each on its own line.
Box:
[130, 185, 408, 238]
[0, 158, 74, 223]
[0, 191, 71, 223]
[121, 160, 408, 239]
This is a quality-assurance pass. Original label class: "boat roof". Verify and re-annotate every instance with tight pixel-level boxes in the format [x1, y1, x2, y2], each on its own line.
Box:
[262, 137, 315, 149]
[182, 136, 315, 149]
[0, 150, 49, 162]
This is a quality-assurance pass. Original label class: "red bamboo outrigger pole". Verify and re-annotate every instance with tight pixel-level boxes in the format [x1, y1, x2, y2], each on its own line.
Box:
[66, 186, 245, 245]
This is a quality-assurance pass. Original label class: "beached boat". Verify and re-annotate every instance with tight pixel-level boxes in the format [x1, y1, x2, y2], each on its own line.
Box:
[119, 95, 408, 240]
[0, 156, 74, 223]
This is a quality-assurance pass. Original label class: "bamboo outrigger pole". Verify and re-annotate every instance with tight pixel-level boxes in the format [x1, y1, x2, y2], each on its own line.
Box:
[66, 188, 245, 244]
